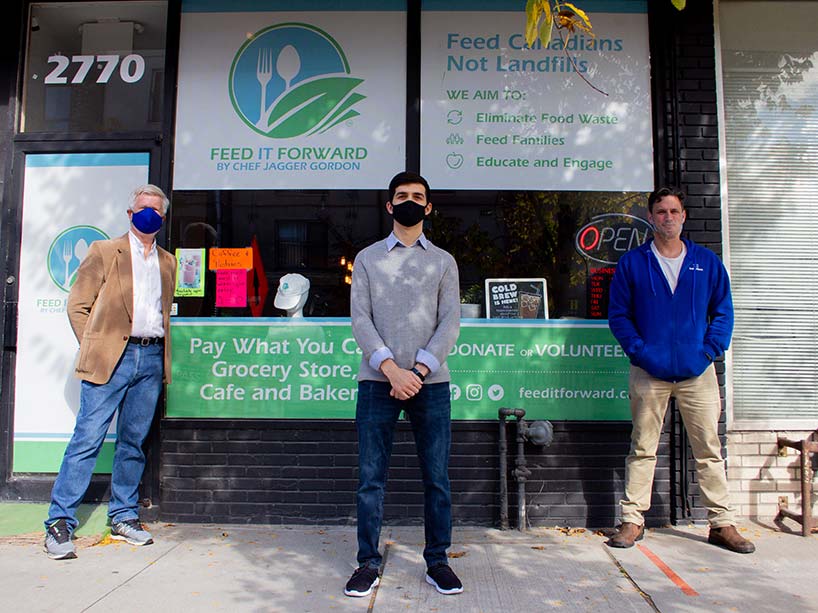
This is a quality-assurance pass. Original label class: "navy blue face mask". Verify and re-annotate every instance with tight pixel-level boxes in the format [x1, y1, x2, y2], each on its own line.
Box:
[131, 208, 163, 234]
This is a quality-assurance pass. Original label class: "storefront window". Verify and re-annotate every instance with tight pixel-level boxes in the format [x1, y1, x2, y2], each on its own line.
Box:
[163, 1, 652, 420]
[169, 188, 648, 320]
[719, 0, 818, 423]
[21, 1, 167, 133]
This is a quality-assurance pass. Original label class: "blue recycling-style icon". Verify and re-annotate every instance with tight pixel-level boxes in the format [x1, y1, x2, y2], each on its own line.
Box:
[47, 226, 109, 292]
[228, 23, 366, 138]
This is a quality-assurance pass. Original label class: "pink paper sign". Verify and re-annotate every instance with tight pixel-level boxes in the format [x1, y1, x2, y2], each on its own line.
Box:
[215, 269, 247, 308]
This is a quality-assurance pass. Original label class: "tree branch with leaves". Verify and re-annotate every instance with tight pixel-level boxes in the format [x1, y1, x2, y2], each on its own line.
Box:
[524, 0, 686, 95]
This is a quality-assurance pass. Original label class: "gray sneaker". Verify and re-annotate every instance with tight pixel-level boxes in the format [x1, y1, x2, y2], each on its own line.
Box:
[44, 519, 77, 560]
[110, 519, 154, 546]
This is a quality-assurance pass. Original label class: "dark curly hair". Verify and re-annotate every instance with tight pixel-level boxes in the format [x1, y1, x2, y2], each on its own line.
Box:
[647, 187, 685, 213]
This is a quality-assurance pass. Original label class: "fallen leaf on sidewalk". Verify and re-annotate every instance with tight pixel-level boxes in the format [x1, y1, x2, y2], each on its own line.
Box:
[531, 545, 545, 550]
[447, 550, 467, 558]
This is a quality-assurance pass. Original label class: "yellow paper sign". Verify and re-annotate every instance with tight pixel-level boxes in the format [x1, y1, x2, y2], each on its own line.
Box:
[208, 247, 252, 270]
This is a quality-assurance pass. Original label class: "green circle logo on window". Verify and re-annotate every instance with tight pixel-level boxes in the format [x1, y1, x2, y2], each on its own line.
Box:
[47, 226, 109, 292]
[228, 23, 366, 139]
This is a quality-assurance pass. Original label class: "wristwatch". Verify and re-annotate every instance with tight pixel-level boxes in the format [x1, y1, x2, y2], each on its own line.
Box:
[410, 367, 426, 382]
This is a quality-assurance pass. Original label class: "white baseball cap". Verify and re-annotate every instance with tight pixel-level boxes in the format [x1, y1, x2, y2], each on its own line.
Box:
[274, 273, 310, 309]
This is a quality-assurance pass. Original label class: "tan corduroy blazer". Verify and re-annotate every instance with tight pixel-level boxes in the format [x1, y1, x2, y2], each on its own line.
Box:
[67, 234, 176, 385]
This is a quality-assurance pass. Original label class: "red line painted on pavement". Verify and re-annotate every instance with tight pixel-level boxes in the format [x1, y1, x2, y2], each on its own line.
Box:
[637, 544, 699, 597]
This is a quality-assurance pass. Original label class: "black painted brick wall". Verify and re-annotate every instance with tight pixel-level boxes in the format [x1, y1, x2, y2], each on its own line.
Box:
[653, 0, 726, 524]
[653, 0, 722, 251]
[160, 419, 672, 527]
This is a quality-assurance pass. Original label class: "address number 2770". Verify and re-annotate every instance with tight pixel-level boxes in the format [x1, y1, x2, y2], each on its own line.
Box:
[44, 54, 146, 85]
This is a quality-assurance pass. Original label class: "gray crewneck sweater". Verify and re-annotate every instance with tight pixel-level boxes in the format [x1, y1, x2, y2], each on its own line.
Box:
[351, 236, 460, 384]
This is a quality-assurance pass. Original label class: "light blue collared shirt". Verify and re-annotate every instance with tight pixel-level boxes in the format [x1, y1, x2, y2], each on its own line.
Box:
[385, 231, 429, 252]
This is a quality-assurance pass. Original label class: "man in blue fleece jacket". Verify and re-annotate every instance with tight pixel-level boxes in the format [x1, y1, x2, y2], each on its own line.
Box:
[606, 187, 754, 554]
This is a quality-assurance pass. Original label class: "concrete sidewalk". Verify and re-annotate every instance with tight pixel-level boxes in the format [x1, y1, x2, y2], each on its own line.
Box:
[0, 521, 815, 612]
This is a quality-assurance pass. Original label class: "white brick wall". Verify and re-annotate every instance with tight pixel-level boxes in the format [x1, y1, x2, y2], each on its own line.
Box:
[727, 430, 817, 523]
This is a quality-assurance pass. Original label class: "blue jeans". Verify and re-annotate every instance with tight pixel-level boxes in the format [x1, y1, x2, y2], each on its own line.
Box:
[355, 380, 452, 569]
[46, 343, 163, 532]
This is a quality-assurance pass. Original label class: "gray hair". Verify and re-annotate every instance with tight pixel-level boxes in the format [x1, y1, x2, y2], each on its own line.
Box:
[130, 184, 170, 214]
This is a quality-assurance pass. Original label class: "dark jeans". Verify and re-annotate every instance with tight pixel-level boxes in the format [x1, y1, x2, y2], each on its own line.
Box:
[355, 380, 452, 569]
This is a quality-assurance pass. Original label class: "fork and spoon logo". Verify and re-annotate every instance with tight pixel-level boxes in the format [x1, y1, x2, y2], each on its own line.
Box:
[228, 23, 366, 139]
[47, 226, 109, 292]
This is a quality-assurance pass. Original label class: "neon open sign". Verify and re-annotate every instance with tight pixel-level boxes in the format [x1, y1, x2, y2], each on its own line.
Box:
[575, 213, 653, 265]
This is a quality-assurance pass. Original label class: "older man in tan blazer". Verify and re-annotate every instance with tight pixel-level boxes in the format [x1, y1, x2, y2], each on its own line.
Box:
[44, 184, 176, 560]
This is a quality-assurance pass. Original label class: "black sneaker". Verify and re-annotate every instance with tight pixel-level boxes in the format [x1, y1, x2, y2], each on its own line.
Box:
[425, 564, 463, 595]
[344, 566, 379, 597]
[44, 519, 77, 560]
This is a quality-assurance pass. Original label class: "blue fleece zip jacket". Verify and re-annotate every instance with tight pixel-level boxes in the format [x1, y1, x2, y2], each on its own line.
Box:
[608, 238, 734, 382]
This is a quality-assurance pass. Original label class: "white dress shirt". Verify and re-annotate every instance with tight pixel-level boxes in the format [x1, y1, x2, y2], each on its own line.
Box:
[128, 231, 164, 338]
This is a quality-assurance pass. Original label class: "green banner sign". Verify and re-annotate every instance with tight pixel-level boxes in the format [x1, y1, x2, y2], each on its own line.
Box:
[167, 318, 631, 420]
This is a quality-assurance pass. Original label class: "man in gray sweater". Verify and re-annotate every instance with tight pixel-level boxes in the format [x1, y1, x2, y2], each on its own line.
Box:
[345, 172, 462, 598]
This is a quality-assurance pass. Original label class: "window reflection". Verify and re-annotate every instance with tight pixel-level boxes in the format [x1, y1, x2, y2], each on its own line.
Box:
[170, 189, 649, 320]
[22, 2, 167, 133]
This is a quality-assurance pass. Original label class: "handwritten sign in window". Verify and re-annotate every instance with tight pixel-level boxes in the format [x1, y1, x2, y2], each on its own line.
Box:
[209, 247, 252, 270]
[215, 269, 247, 308]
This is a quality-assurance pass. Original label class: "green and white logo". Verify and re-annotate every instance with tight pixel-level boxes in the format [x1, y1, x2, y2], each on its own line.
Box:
[229, 23, 366, 139]
[47, 226, 108, 292]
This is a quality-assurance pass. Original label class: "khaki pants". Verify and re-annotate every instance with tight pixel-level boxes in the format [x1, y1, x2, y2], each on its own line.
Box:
[621, 364, 735, 528]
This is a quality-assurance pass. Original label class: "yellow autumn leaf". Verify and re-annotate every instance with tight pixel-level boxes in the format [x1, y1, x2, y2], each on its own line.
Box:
[525, 0, 555, 48]
[525, 0, 541, 23]
[539, 2, 553, 47]
[563, 2, 592, 29]
[556, 10, 574, 31]
[525, 0, 542, 47]
[525, 17, 537, 47]
[556, 10, 593, 35]
[525, 1, 604, 48]
[539, 14, 553, 48]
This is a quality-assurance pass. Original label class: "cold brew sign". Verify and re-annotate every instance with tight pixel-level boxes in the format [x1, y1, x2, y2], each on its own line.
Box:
[420, 0, 653, 191]
[486, 278, 548, 319]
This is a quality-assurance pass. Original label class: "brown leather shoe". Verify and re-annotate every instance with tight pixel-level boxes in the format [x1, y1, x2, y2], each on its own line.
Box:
[606, 522, 645, 548]
[708, 525, 755, 554]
